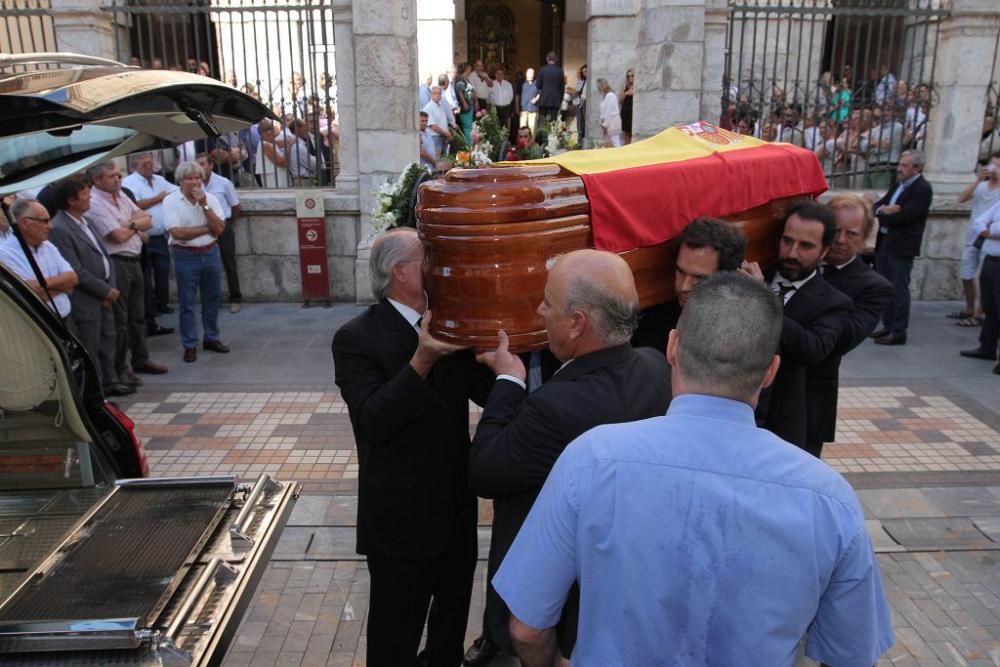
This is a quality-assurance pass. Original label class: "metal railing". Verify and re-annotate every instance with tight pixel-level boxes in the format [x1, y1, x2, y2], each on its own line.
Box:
[0, 0, 57, 68]
[104, 0, 340, 190]
[723, 0, 950, 189]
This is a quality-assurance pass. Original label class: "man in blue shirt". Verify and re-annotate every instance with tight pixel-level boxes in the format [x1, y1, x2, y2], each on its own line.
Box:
[493, 272, 893, 667]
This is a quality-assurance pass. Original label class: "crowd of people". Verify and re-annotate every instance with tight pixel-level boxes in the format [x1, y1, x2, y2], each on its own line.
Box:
[327, 161, 952, 664]
[126, 56, 341, 189]
[417, 53, 640, 170]
[722, 63, 933, 188]
[0, 152, 245, 396]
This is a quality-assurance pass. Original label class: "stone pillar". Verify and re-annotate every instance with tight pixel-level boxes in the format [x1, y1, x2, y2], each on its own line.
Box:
[417, 0, 455, 81]
[633, 0, 706, 139]
[50, 0, 120, 60]
[585, 0, 638, 143]
[923, 0, 1000, 197]
[700, 0, 728, 123]
[350, 0, 419, 301]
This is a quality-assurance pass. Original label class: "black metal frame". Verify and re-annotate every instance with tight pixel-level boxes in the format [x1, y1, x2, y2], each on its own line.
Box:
[723, 0, 950, 187]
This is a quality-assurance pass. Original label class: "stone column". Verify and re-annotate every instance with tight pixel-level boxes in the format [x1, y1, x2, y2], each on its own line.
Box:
[50, 0, 120, 60]
[417, 0, 455, 81]
[350, 0, 419, 301]
[632, 0, 706, 139]
[923, 0, 1000, 197]
[585, 0, 638, 143]
[700, 0, 728, 123]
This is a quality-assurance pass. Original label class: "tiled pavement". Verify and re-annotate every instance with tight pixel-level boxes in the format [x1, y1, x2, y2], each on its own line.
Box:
[119, 301, 1000, 666]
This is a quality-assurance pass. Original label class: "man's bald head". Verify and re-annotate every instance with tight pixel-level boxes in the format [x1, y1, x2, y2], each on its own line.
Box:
[540, 250, 639, 360]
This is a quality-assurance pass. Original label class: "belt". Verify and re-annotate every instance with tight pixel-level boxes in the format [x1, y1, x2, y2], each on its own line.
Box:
[112, 254, 141, 262]
[174, 241, 217, 254]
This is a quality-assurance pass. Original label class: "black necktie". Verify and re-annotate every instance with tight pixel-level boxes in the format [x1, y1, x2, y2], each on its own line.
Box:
[776, 282, 796, 299]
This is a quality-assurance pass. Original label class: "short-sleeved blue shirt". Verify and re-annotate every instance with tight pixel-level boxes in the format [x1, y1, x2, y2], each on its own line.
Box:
[493, 394, 893, 666]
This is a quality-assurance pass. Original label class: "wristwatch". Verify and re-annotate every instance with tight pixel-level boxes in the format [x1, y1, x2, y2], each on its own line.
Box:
[202, 205, 211, 212]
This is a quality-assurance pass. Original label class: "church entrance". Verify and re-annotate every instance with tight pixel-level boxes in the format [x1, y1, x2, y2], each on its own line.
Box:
[465, 0, 564, 75]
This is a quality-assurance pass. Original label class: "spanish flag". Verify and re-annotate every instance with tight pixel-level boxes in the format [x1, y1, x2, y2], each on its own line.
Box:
[530, 122, 828, 252]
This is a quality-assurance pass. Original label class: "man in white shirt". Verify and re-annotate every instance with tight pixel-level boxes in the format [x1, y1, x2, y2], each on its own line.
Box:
[122, 152, 177, 335]
[255, 119, 290, 188]
[422, 86, 452, 157]
[0, 199, 77, 321]
[489, 67, 515, 136]
[962, 196, 1000, 373]
[419, 111, 440, 170]
[87, 161, 168, 385]
[163, 160, 231, 363]
[955, 152, 1000, 325]
[469, 59, 493, 111]
[195, 152, 244, 314]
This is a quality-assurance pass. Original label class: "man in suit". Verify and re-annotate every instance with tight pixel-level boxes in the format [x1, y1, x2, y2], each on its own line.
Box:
[535, 51, 565, 123]
[871, 149, 933, 345]
[465, 249, 671, 664]
[48, 176, 134, 397]
[742, 200, 853, 452]
[804, 194, 893, 457]
[631, 217, 746, 351]
[332, 228, 491, 667]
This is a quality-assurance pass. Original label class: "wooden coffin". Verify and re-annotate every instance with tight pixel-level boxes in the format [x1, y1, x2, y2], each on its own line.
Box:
[418, 163, 794, 351]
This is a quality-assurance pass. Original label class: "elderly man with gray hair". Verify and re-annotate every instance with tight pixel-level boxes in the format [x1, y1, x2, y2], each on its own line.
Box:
[331, 227, 493, 667]
[162, 160, 229, 363]
[494, 272, 893, 667]
[465, 249, 670, 664]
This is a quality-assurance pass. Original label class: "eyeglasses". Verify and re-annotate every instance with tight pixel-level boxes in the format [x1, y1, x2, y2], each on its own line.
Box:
[22, 216, 51, 224]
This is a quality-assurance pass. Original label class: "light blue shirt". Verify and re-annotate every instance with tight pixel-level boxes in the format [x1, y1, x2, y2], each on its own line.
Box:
[493, 394, 893, 667]
[972, 199, 1000, 257]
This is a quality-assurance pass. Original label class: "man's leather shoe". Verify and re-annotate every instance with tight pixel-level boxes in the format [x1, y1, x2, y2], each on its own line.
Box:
[184, 347, 197, 363]
[120, 370, 143, 387]
[104, 383, 137, 397]
[873, 334, 907, 346]
[157, 304, 175, 314]
[134, 361, 169, 374]
[960, 347, 997, 361]
[148, 325, 174, 337]
[463, 636, 498, 666]
[203, 340, 230, 353]
[869, 328, 890, 339]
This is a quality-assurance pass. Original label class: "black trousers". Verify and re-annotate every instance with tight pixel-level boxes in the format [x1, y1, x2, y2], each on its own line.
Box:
[875, 242, 914, 336]
[539, 106, 559, 123]
[147, 234, 171, 310]
[979, 255, 1000, 354]
[217, 220, 242, 302]
[111, 256, 149, 374]
[365, 521, 477, 667]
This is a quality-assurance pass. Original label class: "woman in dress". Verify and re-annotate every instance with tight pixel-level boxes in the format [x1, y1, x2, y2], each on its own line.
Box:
[597, 78, 623, 147]
[619, 69, 634, 144]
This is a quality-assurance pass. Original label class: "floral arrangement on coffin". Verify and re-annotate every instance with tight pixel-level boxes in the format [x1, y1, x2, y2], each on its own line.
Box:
[370, 161, 432, 234]
[504, 138, 545, 162]
[471, 108, 509, 162]
[453, 146, 493, 168]
[542, 118, 578, 154]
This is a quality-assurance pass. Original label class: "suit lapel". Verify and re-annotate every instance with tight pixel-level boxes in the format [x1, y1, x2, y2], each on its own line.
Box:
[784, 274, 826, 320]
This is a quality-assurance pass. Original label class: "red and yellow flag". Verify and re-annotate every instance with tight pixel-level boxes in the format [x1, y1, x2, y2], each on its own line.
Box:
[529, 122, 828, 252]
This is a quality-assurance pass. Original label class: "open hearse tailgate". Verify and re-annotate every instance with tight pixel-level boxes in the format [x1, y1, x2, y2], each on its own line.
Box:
[0, 473, 299, 666]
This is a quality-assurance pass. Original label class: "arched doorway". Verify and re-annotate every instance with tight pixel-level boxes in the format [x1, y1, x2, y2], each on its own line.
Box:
[465, 0, 564, 72]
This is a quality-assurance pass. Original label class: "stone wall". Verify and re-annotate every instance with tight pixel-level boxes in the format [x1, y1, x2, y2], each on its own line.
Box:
[230, 192, 361, 302]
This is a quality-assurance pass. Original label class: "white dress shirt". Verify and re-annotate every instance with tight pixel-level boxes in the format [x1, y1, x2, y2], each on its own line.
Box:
[0, 235, 73, 317]
[489, 79, 514, 107]
[163, 190, 225, 247]
[122, 172, 176, 236]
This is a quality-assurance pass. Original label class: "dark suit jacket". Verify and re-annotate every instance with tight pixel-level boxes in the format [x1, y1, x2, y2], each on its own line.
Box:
[331, 300, 492, 558]
[874, 175, 933, 258]
[805, 259, 892, 445]
[630, 299, 681, 351]
[536, 62, 565, 109]
[469, 343, 670, 570]
[48, 210, 116, 323]
[759, 272, 853, 447]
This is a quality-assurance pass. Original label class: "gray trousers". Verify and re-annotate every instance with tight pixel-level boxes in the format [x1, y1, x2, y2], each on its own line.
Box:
[73, 305, 118, 387]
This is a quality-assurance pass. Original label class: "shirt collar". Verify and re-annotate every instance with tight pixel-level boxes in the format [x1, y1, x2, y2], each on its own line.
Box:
[823, 255, 857, 271]
[772, 268, 817, 291]
[900, 173, 920, 189]
[387, 298, 423, 330]
[666, 394, 757, 426]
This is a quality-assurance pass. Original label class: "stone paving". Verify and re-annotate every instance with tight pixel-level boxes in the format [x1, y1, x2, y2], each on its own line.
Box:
[117, 301, 1000, 666]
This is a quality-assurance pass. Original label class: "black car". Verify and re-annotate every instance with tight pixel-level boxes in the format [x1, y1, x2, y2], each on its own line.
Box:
[0, 53, 298, 665]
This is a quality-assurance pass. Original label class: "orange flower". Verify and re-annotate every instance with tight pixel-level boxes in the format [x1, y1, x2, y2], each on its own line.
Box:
[456, 151, 470, 162]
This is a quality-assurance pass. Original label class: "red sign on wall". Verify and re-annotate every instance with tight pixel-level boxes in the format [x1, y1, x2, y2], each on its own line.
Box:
[295, 192, 331, 306]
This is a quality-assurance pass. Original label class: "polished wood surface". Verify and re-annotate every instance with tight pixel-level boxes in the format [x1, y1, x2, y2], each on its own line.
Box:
[418, 164, 798, 351]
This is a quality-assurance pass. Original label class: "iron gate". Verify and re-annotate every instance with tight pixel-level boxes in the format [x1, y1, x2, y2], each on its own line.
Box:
[724, 0, 951, 187]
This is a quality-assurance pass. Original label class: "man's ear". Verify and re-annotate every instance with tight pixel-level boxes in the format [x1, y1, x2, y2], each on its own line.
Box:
[761, 354, 781, 390]
[569, 309, 586, 340]
[666, 329, 679, 366]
